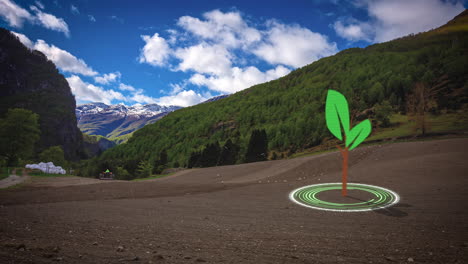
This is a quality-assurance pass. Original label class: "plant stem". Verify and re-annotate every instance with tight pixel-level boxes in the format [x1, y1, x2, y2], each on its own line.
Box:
[336, 145, 349, 196]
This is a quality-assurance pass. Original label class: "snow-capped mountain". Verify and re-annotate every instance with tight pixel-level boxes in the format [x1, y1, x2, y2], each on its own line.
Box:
[76, 95, 229, 142]
[76, 103, 182, 140]
[76, 103, 181, 119]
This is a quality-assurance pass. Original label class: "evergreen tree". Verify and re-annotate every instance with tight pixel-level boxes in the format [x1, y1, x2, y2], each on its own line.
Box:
[199, 142, 220, 167]
[218, 139, 238, 165]
[159, 150, 168, 166]
[188, 151, 201, 168]
[0, 108, 40, 166]
[245, 129, 268, 163]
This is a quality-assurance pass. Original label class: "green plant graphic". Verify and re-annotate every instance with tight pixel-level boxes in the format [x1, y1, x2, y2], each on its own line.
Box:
[325, 90, 372, 196]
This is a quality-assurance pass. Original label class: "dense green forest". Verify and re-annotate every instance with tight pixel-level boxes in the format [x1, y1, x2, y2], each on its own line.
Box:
[80, 10, 468, 179]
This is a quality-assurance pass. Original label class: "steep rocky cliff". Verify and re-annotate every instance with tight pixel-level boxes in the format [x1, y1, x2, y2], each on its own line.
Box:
[0, 28, 84, 161]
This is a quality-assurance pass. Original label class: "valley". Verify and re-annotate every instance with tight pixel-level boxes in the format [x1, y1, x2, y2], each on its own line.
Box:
[0, 3, 467, 264]
[1, 138, 467, 263]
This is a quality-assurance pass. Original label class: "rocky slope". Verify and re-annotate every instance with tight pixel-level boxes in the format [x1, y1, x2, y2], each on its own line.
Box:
[0, 28, 84, 160]
[76, 103, 182, 139]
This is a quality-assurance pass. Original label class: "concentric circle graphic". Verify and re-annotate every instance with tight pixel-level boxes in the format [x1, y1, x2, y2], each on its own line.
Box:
[289, 183, 400, 212]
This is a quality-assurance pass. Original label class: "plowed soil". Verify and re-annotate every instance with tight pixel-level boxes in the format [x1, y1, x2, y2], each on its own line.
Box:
[1, 138, 467, 263]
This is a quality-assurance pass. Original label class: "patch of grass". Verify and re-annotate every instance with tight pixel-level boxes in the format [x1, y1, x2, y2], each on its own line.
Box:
[28, 169, 72, 177]
[289, 111, 468, 160]
[368, 111, 468, 141]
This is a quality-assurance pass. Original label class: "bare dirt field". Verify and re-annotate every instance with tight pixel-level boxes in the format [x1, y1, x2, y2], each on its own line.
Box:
[1, 138, 467, 263]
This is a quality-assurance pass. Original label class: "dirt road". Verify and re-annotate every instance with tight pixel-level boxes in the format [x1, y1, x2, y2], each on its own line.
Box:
[0, 169, 30, 189]
[0, 138, 467, 263]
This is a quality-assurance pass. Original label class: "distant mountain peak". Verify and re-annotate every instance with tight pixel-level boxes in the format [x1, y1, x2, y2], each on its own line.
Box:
[76, 95, 229, 141]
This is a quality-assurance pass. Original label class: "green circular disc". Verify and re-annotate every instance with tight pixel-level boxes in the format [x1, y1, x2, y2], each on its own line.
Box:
[289, 183, 400, 212]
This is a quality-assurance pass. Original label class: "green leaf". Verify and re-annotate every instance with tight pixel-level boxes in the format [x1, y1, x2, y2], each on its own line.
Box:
[345, 119, 372, 150]
[325, 90, 350, 141]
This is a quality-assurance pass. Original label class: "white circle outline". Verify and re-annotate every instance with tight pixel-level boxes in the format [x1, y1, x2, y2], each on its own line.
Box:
[289, 182, 400, 212]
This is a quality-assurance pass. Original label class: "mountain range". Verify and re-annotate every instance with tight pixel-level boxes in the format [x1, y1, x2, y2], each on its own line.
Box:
[76, 103, 182, 141]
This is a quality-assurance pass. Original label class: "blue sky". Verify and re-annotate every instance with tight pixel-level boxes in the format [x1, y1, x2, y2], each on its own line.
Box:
[1, 0, 466, 106]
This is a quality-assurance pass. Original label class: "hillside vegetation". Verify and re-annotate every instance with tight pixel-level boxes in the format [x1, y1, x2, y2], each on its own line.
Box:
[84, 10, 468, 179]
[0, 28, 84, 161]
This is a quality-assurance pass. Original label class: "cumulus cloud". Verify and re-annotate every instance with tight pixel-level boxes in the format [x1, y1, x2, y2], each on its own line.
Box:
[333, 20, 372, 42]
[190, 65, 290, 94]
[253, 21, 338, 68]
[11, 31, 33, 48]
[119, 83, 137, 92]
[66, 75, 126, 105]
[34, 39, 97, 76]
[13, 33, 98, 76]
[34, 1, 44, 9]
[130, 91, 157, 104]
[0, 0, 69, 36]
[175, 43, 232, 75]
[177, 9, 261, 48]
[156, 90, 208, 107]
[0, 0, 33, 27]
[30, 6, 69, 37]
[139, 10, 335, 95]
[138, 33, 171, 66]
[334, 0, 465, 43]
[10, 32, 165, 106]
[169, 83, 185, 95]
[94, 72, 121, 84]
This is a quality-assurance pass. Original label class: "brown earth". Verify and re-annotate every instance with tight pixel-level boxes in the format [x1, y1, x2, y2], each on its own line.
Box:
[0, 138, 467, 264]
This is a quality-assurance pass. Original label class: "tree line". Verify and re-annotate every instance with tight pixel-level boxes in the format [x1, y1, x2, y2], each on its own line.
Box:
[0, 108, 68, 168]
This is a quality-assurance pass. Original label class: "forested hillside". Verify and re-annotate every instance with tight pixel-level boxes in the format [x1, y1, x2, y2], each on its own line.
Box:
[0, 28, 84, 161]
[88, 10, 468, 178]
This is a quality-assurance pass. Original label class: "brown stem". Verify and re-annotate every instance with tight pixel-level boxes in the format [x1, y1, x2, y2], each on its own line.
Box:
[341, 148, 349, 196]
[336, 145, 349, 196]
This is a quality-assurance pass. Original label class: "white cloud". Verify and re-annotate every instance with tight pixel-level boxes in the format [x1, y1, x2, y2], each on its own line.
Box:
[175, 43, 232, 75]
[66, 75, 126, 105]
[253, 21, 338, 68]
[94, 72, 121, 84]
[177, 9, 261, 48]
[156, 90, 207, 107]
[0, 0, 33, 27]
[138, 33, 171, 66]
[169, 83, 184, 95]
[70, 5, 79, 15]
[34, 39, 97, 76]
[88, 15, 96, 22]
[190, 65, 290, 94]
[333, 20, 372, 42]
[11, 31, 33, 48]
[30, 6, 69, 37]
[34, 1, 44, 9]
[334, 0, 465, 43]
[139, 10, 338, 95]
[119, 83, 137, 92]
[130, 91, 157, 104]
[0, 0, 69, 36]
